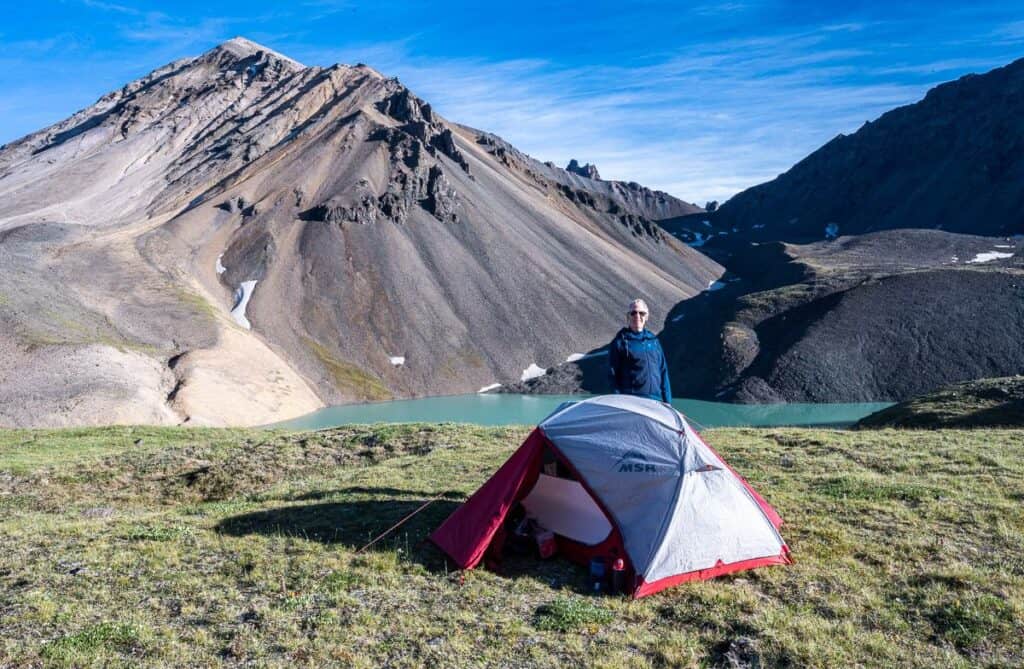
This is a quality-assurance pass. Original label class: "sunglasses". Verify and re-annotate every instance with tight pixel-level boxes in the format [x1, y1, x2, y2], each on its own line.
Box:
[629, 310, 648, 317]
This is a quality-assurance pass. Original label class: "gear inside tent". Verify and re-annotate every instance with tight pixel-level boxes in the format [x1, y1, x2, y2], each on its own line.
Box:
[430, 394, 792, 598]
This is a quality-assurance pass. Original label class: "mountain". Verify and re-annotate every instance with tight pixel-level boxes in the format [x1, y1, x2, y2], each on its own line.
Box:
[706, 57, 1024, 242]
[0, 37, 719, 427]
[513, 57, 1024, 403]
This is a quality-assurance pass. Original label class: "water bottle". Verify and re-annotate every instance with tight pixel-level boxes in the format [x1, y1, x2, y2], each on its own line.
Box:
[589, 557, 606, 593]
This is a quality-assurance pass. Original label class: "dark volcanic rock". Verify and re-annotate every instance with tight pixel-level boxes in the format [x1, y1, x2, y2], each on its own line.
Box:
[737, 269, 1024, 402]
[421, 165, 460, 223]
[499, 353, 613, 395]
[566, 159, 601, 180]
[376, 87, 470, 173]
[652, 229, 1023, 404]
[712, 58, 1024, 240]
[299, 194, 378, 226]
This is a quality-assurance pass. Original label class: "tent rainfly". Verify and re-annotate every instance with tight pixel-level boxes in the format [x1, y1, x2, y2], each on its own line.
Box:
[430, 394, 792, 598]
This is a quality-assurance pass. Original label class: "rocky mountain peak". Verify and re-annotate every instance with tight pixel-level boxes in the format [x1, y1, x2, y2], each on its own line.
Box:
[566, 159, 601, 180]
[205, 36, 305, 73]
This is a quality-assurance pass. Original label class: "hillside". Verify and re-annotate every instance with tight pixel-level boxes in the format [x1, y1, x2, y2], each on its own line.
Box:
[857, 375, 1024, 428]
[1, 423, 1022, 667]
[508, 229, 1024, 402]
[709, 57, 1024, 242]
[0, 37, 719, 428]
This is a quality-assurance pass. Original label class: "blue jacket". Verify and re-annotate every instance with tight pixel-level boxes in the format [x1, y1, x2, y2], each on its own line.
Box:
[608, 327, 672, 403]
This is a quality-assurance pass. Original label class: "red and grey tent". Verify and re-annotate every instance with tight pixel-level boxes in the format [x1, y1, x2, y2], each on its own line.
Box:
[430, 394, 792, 598]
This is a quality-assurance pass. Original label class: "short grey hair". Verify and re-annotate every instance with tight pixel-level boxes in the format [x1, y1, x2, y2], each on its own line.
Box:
[628, 298, 649, 314]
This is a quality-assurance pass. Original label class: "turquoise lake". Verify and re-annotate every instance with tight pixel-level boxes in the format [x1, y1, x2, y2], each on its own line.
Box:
[268, 394, 893, 431]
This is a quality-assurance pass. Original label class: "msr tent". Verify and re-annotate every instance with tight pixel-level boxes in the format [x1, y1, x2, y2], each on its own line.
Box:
[430, 395, 791, 598]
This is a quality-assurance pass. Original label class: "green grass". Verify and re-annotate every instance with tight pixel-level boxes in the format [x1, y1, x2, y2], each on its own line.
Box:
[304, 337, 393, 401]
[174, 287, 219, 323]
[858, 376, 1024, 429]
[41, 622, 144, 664]
[534, 598, 613, 632]
[1, 424, 1022, 667]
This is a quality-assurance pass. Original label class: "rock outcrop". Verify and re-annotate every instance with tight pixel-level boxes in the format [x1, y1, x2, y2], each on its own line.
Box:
[566, 159, 601, 180]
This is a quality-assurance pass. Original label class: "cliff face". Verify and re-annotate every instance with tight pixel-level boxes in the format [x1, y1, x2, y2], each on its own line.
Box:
[0, 37, 720, 427]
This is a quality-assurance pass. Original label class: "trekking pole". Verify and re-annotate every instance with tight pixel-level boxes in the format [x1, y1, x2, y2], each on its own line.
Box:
[354, 492, 448, 555]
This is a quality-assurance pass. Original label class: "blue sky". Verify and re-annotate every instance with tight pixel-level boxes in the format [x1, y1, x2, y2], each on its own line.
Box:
[2, 1, 1024, 203]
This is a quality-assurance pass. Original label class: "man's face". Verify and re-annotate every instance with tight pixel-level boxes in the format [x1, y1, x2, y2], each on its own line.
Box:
[628, 304, 648, 332]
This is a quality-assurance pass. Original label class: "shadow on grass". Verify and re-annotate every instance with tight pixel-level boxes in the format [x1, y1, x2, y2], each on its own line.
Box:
[216, 488, 462, 569]
[215, 486, 596, 591]
[494, 551, 594, 595]
[267, 487, 458, 503]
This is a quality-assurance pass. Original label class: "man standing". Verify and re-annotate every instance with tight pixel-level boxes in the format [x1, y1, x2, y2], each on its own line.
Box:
[608, 298, 672, 403]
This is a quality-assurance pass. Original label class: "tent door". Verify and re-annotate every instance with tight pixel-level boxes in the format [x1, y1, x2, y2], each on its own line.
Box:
[520, 474, 613, 545]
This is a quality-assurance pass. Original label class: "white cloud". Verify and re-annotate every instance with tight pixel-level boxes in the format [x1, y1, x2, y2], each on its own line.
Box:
[119, 13, 232, 45]
[992, 20, 1024, 41]
[3, 13, 1020, 206]
[79, 0, 141, 15]
[291, 28, 947, 203]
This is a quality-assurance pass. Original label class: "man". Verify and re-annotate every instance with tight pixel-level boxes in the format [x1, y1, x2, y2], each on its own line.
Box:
[607, 298, 672, 403]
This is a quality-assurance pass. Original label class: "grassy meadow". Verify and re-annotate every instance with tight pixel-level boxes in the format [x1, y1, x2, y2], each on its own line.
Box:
[1, 424, 1022, 667]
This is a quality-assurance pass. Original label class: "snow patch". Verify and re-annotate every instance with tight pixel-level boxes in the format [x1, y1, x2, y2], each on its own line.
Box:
[478, 383, 502, 393]
[230, 280, 258, 330]
[967, 251, 1014, 264]
[521, 363, 547, 381]
[216, 254, 226, 275]
[565, 353, 585, 363]
[688, 232, 708, 248]
[994, 244, 1014, 248]
[388, 356, 405, 366]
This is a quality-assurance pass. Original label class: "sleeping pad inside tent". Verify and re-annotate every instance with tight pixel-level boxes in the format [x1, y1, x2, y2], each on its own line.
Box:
[430, 394, 792, 598]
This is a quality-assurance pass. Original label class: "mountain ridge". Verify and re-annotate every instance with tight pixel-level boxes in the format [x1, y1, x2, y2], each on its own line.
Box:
[709, 56, 1024, 241]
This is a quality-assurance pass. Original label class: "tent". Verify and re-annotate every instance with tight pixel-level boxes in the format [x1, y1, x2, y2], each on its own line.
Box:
[430, 394, 792, 598]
